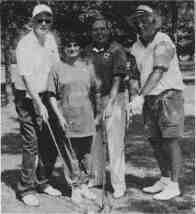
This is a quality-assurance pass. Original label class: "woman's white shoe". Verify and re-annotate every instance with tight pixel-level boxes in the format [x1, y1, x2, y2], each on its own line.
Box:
[22, 194, 39, 207]
[142, 177, 171, 194]
[43, 185, 62, 196]
[153, 182, 181, 200]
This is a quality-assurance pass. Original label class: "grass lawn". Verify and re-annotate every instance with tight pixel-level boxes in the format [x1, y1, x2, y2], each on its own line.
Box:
[1, 83, 195, 214]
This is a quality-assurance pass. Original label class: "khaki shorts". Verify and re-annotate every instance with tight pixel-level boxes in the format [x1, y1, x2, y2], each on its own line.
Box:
[143, 89, 184, 138]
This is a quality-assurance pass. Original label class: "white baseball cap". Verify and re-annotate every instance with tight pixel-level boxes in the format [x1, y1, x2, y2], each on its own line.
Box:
[135, 5, 154, 15]
[128, 4, 154, 20]
[32, 4, 53, 18]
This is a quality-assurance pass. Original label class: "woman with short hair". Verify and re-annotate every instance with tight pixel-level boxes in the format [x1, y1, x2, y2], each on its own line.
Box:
[47, 32, 100, 200]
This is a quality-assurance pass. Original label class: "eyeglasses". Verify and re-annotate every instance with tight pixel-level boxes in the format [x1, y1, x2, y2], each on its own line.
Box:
[36, 18, 52, 24]
[92, 27, 107, 33]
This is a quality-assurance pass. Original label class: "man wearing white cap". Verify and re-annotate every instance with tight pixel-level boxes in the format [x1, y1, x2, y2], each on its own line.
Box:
[15, 4, 61, 206]
[129, 4, 184, 200]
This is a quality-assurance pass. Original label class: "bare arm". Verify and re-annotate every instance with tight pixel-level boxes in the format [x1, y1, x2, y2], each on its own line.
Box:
[109, 76, 121, 104]
[22, 76, 42, 105]
[103, 76, 121, 119]
[49, 96, 68, 131]
[128, 54, 140, 98]
[129, 79, 140, 97]
[22, 76, 48, 121]
[104, 44, 127, 118]
[139, 68, 164, 96]
[141, 41, 175, 96]
[47, 68, 68, 130]
[49, 97, 62, 119]
[16, 40, 48, 121]
[110, 45, 127, 103]
[129, 41, 175, 114]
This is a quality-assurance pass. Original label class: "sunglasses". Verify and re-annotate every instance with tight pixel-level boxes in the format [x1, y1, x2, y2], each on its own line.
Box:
[65, 43, 79, 48]
[36, 18, 52, 24]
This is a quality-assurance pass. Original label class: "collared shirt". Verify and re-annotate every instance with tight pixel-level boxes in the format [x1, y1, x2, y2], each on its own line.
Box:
[15, 30, 60, 95]
[126, 53, 140, 81]
[85, 41, 127, 97]
[131, 32, 184, 95]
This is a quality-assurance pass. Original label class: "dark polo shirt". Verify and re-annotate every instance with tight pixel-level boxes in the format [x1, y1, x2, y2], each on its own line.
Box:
[85, 41, 127, 97]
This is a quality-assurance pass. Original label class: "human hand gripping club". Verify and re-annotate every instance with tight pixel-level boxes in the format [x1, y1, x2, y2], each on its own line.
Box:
[128, 95, 144, 115]
[58, 114, 69, 132]
[34, 100, 49, 122]
[102, 100, 113, 121]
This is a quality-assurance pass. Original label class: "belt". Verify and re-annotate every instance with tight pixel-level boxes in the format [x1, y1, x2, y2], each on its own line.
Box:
[145, 89, 182, 98]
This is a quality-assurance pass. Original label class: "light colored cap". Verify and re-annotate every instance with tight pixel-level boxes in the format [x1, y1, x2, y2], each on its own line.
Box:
[135, 5, 153, 15]
[128, 4, 154, 21]
[32, 4, 53, 18]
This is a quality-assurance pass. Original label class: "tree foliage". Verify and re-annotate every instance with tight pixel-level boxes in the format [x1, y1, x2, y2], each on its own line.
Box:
[1, 0, 195, 66]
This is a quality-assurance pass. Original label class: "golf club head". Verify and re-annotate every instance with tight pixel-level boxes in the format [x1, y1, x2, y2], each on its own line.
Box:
[97, 204, 112, 214]
[71, 187, 83, 203]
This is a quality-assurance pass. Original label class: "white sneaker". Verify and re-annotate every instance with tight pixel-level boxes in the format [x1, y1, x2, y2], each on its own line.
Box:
[113, 189, 125, 199]
[80, 184, 97, 200]
[71, 187, 83, 203]
[22, 194, 39, 207]
[153, 181, 181, 200]
[142, 177, 171, 194]
[87, 179, 98, 188]
[43, 185, 62, 196]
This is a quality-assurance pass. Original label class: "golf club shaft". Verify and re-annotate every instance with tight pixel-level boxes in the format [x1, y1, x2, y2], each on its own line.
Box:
[45, 119, 74, 186]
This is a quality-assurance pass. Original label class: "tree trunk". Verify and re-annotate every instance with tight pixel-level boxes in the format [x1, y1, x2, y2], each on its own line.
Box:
[171, 1, 178, 44]
[4, 37, 13, 105]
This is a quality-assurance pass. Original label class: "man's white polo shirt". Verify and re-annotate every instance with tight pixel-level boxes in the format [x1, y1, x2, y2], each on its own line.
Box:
[16, 30, 60, 96]
[131, 32, 184, 95]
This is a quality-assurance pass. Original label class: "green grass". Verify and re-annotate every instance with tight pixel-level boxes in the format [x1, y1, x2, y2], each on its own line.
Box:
[1, 87, 195, 213]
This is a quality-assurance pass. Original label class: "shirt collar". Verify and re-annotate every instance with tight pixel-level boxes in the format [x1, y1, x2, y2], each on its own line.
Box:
[138, 31, 158, 47]
[92, 41, 111, 53]
[30, 30, 49, 47]
[92, 47, 104, 53]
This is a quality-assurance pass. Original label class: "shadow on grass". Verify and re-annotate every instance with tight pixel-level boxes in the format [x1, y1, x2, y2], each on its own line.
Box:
[184, 115, 195, 134]
[1, 114, 194, 213]
[125, 174, 158, 190]
[117, 197, 195, 214]
[1, 167, 72, 197]
[1, 169, 20, 194]
[123, 115, 195, 213]
[125, 115, 195, 168]
[50, 167, 73, 197]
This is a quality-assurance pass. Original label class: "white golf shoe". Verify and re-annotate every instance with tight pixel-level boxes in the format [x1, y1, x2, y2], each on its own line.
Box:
[43, 185, 62, 196]
[113, 186, 126, 199]
[153, 181, 181, 200]
[80, 184, 97, 200]
[142, 177, 171, 194]
[71, 187, 83, 203]
[22, 194, 39, 207]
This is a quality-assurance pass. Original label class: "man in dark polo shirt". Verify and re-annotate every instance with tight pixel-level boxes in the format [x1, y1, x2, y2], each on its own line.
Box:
[86, 17, 128, 198]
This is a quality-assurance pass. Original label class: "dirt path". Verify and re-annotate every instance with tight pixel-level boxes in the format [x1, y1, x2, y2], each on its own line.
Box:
[1, 84, 195, 214]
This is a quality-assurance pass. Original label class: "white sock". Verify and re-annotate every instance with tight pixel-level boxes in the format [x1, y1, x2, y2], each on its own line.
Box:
[169, 181, 179, 186]
[160, 176, 171, 184]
